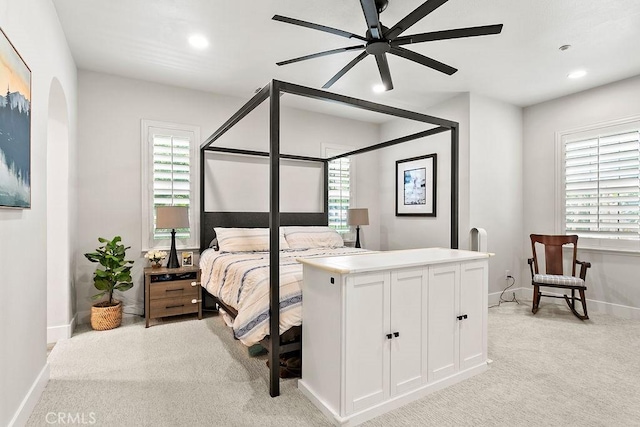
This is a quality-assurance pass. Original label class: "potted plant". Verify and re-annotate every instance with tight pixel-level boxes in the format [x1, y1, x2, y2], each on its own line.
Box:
[84, 236, 134, 330]
[144, 250, 167, 268]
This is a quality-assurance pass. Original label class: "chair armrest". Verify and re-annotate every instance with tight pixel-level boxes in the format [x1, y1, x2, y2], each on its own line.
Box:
[527, 258, 534, 279]
[576, 260, 591, 280]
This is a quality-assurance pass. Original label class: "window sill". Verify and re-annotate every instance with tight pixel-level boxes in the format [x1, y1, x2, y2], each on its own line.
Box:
[141, 246, 200, 254]
[565, 246, 640, 257]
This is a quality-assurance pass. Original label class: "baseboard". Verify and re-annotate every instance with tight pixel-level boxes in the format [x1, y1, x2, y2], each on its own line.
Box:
[77, 304, 143, 325]
[532, 289, 640, 320]
[47, 313, 77, 344]
[8, 362, 50, 427]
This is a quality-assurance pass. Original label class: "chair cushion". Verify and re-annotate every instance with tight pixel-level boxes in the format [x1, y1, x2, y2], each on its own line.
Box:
[533, 274, 584, 286]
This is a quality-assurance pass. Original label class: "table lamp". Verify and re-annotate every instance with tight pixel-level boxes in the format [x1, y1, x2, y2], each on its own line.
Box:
[156, 206, 189, 268]
[347, 208, 369, 249]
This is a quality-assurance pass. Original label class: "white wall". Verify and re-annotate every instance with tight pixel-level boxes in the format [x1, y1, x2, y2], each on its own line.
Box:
[76, 71, 380, 319]
[469, 94, 524, 297]
[378, 94, 471, 251]
[0, 0, 77, 425]
[523, 74, 640, 316]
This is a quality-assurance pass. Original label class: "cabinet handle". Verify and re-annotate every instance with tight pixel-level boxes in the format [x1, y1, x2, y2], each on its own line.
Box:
[386, 333, 393, 340]
[463, 314, 468, 319]
[166, 304, 184, 309]
[166, 288, 183, 292]
[457, 314, 469, 320]
[191, 281, 199, 287]
[393, 332, 400, 338]
[191, 299, 200, 304]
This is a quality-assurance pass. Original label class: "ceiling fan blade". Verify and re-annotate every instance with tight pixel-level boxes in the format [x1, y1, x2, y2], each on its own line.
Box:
[390, 46, 457, 75]
[391, 24, 504, 46]
[374, 53, 394, 90]
[359, 0, 383, 39]
[277, 45, 366, 66]
[323, 52, 368, 89]
[385, 0, 449, 39]
[273, 15, 367, 41]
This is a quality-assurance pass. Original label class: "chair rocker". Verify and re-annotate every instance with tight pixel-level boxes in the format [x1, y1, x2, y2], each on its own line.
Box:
[527, 234, 591, 320]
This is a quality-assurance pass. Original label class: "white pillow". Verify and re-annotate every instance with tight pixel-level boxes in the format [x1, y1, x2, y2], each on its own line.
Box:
[214, 228, 289, 252]
[283, 226, 344, 249]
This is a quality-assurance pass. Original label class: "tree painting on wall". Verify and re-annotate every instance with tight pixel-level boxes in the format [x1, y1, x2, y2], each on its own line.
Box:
[0, 27, 31, 209]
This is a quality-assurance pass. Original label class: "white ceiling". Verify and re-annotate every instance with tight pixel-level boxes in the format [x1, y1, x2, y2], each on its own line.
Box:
[53, 0, 640, 122]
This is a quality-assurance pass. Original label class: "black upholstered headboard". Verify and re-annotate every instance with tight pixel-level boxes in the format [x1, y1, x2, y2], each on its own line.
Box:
[200, 211, 328, 252]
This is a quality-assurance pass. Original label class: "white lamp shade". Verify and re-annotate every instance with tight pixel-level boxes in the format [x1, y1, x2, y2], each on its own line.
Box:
[347, 208, 369, 226]
[156, 206, 189, 229]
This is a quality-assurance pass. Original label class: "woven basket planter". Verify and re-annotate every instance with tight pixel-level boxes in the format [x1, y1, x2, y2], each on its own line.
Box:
[90, 300, 122, 331]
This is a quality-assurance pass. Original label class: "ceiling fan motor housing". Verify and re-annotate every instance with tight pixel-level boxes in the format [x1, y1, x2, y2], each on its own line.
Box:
[366, 41, 391, 55]
[375, 0, 389, 13]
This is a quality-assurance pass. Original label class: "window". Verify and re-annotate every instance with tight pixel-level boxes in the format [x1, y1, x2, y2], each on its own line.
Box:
[324, 145, 356, 234]
[141, 120, 200, 251]
[558, 118, 639, 250]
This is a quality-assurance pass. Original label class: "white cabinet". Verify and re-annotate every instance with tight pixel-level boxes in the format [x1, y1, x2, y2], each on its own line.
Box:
[427, 261, 488, 381]
[298, 248, 489, 426]
[345, 269, 427, 414]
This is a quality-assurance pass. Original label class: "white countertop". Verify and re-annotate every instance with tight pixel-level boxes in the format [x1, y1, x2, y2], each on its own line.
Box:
[297, 247, 491, 274]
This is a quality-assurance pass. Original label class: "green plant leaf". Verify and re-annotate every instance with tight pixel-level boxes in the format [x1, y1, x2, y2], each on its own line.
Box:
[98, 237, 108, 243]
[94, 278, 110, 291]
[94, 269, 109, 278]
[91, 291, 106, 300]
[115, 272, 132, 282]
[115, 282, 134, 292]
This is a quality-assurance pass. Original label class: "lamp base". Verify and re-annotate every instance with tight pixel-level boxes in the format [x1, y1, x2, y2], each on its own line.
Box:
[166, 229, 180, 268]
[355, 226, 361, 249]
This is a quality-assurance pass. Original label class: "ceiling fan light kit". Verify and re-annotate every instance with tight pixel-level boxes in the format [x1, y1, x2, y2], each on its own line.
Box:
[273, 0, 503, 91]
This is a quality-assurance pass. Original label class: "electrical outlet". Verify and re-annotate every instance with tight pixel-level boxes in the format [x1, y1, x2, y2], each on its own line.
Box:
[505, 270, 511, 279]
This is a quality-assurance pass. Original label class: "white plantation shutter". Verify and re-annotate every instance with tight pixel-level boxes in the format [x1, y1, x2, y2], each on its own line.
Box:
[142, 121, 199, 251]
[564, 126, 640, 242]
[325, 146, 354, 234]
[152, 133, 191, 240]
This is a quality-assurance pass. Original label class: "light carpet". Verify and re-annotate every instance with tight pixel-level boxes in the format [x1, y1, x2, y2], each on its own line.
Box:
[27, 303, 640, 426]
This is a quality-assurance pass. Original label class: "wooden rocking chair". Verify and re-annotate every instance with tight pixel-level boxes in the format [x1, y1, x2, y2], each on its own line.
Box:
[527, 234, 591, 320]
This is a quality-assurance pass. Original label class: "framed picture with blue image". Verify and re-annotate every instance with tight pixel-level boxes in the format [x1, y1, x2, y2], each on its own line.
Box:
[395, 153, 437, 217]
[0, 26, 31, 209]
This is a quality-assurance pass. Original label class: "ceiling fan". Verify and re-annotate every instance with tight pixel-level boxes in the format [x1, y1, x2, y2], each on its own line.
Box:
[273, 0, 503, 91]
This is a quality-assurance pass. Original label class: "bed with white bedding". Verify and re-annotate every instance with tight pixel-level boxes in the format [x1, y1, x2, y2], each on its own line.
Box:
[199, 226, 367, 346]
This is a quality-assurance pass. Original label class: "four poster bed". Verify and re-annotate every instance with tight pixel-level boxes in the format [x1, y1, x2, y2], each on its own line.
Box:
[199, 80, 459, 397]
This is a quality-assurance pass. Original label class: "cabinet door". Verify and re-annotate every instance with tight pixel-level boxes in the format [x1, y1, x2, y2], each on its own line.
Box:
[459, 260, 488, 371]
[389, 268, 427, 396]
[345, 272, 390, 414]
[427, 263, 460, 382]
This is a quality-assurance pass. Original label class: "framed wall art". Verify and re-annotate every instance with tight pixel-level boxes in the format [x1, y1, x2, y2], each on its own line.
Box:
[395, 153, 437, 217]
[0, 27, 31, 209]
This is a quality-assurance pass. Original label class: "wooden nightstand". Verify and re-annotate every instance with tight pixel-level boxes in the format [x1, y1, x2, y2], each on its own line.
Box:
[144, 265, 202, 328]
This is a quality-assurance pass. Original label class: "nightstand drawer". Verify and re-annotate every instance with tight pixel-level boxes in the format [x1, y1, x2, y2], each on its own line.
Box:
[150, 295, 199, 317]
[149, 279, 198, 300]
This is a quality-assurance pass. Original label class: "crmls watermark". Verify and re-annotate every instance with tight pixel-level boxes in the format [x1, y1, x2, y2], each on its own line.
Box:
[45, 412, 97, 425]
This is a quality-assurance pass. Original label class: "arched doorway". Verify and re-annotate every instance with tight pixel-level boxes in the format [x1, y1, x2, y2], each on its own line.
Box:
[46, 78, 72, 343]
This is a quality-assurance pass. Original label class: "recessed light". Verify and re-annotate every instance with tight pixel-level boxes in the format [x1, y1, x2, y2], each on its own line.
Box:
[188, 34, 209, 50]
[567, 70, 587, 79]
[372, 84, 386, 93]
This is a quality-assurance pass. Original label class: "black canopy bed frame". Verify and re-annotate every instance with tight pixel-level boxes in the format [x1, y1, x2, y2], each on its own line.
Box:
[199, 79, 459, 397]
